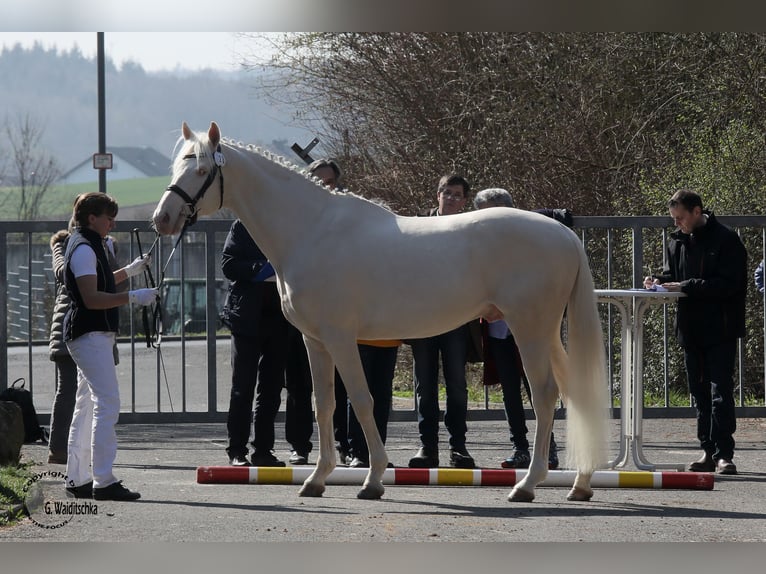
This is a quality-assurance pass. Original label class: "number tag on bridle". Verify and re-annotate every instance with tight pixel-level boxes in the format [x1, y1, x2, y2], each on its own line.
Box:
[214, 150, 226, 167]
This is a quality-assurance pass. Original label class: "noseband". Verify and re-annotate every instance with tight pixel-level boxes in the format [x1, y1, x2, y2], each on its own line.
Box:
[165, 144, 225, 229]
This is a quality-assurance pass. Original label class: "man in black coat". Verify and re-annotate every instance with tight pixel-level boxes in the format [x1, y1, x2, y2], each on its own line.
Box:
[645, 189, 747, 475]
[221, 219, 289, 467]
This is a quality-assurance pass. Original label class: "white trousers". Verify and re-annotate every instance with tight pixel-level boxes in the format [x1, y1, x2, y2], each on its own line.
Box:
[65, 331, 120, 489]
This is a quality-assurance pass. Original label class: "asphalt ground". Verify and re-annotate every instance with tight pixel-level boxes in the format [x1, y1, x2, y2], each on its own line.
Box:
[3, 415, 766, 545]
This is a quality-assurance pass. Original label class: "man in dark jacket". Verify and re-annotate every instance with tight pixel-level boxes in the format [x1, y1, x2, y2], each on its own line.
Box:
[221, 219, 289, 467]
[645, 189, 747, 475]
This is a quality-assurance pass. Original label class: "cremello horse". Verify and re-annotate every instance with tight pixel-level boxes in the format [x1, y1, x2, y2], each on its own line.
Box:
[152, 122, 609, 502]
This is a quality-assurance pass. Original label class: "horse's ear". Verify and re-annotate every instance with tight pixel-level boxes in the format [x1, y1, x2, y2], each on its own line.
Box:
[182, 122, 193, 140]
[208, 122, 221, 146]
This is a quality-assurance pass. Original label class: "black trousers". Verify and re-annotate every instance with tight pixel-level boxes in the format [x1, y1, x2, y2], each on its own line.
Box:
[410, 325, 469, 450]
[284, 324, 314, 454]
[347, 344, 398, 461]
[683, 339, 737, 461]
[226, 326, 287, 457]
[488, 334, 529, 451]
[488, 334, 556, 453]
[334, 370, 349, 453]
[49, 354, 78, 457]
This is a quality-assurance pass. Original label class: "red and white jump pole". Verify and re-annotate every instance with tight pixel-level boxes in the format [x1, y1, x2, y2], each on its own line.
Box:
[196, 466, 714, 490]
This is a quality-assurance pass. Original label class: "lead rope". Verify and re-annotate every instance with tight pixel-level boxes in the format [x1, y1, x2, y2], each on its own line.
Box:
[133, 229, 174, 413]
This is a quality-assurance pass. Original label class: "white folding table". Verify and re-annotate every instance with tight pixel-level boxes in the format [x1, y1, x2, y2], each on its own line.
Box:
[595, 289, 687, 471]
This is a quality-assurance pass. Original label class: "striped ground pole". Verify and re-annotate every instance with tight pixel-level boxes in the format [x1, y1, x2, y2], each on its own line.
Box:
[196, 466, 714, 490]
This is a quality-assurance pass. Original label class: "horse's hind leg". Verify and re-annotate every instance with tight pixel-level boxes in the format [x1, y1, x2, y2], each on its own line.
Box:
[298, 337, 335, 497]
[567, 470, 594, 501]
[508, 340, 559, 503]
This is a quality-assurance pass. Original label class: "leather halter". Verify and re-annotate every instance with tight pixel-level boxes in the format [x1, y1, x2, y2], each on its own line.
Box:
[165, 144, 225, 230]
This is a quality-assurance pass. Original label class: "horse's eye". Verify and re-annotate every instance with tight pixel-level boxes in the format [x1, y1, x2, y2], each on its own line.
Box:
[196, 168, 206, 176]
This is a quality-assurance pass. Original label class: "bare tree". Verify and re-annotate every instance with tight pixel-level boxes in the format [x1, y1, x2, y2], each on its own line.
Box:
[1, 113, 60, 220]
[245, 33, 766, 217]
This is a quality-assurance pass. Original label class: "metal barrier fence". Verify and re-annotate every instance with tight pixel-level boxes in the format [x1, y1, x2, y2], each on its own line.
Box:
[2, 216, 766, 423]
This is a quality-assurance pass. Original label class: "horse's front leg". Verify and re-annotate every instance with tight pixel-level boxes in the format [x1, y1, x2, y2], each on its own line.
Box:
[298, 336, 335, 497]
[333, 344, 387, 500]
[332, 337, 388, 499]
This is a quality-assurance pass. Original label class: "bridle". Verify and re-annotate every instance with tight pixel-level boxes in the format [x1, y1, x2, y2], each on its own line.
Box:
[141, 142, 227, 344]
[164, 143, 226, 229]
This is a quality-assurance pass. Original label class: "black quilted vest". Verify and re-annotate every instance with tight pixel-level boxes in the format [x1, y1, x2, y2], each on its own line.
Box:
[63, 227, 119, 341]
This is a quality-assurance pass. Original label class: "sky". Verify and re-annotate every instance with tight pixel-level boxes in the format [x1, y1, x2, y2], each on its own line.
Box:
[0, 32, 277, 73]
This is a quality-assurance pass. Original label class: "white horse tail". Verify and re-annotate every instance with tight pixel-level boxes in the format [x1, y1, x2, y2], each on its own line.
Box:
[562, 240, 609, 474]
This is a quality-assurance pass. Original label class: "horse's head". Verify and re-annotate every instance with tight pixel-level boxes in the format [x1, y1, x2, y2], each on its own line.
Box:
[152, 121, 225, 236]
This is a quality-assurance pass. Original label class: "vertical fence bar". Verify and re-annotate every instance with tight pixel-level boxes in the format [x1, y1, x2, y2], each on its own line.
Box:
[179, 234, 187, 412]
[0, 230, 7, 391]
[632, 224, 644, 289]
[206, 228, 218, 415]
[605, 228, 615, 404]
[129, 234, 137, 413]
[26, 232, 33, 391]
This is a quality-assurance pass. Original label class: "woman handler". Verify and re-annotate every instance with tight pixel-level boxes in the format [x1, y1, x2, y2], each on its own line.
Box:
[63, 192, 156, 501]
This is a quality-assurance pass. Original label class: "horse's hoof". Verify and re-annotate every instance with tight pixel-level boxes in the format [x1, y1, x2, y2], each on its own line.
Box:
[508, 487, 535, 502]
[357, 483, 385, 500]
[298, 482, 325, 497]
[566, 486, 593, 501]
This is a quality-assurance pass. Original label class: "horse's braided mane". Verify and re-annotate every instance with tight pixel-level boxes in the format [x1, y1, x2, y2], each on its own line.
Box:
[173, 128, 390, 210]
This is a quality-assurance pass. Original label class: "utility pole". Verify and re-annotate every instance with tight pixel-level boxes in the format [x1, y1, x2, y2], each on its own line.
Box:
[96, 32, 109, 193]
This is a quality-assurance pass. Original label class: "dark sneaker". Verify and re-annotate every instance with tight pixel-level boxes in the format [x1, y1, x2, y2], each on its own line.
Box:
[408, 447, 439, 468]
[716, 459, 737, 475]
[48, 452, 67, 465]
[349, 457, 369, 468]
[548, 447, 559, 470]
[337, 446, 351, 466]
[65, 481, 93, 499]
[687, 452, 716, 472]
[251, 451, 286, 467]
[93, 481, 141, 501]
[501, 450, 531, 469]
[229, 454, 251, 467]
[288, 451, 309, 465]
[449, 446, 476, 469]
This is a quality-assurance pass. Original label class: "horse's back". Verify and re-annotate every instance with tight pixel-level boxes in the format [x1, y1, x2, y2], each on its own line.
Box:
[283, 205, 581, 341]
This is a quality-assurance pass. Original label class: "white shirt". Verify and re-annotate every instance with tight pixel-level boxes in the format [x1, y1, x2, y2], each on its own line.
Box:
[69, 244, 97, 278]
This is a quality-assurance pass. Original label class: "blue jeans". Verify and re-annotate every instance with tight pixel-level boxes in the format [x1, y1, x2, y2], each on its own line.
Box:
[411, 325, 469, 450]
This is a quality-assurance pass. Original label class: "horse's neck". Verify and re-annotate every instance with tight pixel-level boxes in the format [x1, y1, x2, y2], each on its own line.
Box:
[222, 145, 328, 264]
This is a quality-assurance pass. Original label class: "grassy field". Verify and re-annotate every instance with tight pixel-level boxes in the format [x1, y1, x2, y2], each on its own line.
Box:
[0, 176, 168, 219]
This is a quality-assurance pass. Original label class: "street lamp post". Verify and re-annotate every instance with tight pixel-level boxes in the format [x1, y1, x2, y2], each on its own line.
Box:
[97, 32, 107, 193]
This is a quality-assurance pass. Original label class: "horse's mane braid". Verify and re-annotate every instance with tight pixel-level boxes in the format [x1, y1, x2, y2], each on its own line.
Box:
[220, 136, 331, 190]
[183, 130, 382, 206]
[217, 135, 380, 206]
